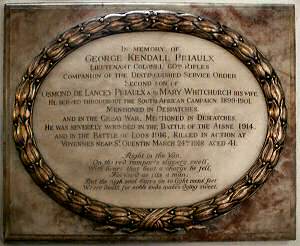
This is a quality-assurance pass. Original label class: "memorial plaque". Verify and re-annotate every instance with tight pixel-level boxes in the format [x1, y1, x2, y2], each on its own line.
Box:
[3, 4, 296, 242]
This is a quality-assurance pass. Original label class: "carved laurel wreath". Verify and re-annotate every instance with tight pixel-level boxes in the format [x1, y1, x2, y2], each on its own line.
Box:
[13, 10, 287, 232]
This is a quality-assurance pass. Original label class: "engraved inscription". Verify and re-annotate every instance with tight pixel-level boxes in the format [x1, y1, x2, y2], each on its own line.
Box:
[33, 32, 267, 208]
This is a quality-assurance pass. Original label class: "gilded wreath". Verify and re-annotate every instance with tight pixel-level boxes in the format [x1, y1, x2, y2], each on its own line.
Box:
[13, 10, 287, 232]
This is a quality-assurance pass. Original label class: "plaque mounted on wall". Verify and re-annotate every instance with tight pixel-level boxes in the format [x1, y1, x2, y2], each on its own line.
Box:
[3, 3, 296, 242]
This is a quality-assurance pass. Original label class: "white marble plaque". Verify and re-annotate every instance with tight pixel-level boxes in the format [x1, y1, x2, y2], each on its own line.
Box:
[33, 32, 267, 208]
